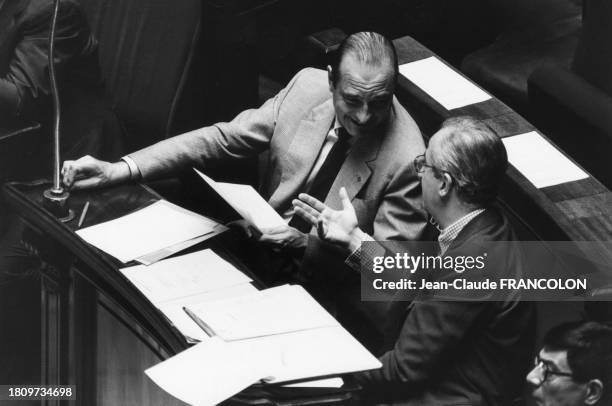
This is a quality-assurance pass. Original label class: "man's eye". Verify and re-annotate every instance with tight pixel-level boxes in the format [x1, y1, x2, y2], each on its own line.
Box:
[344, 98, 360, 106]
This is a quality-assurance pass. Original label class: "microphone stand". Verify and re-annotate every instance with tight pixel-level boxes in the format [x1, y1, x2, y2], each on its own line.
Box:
[42, 0, 74, 221]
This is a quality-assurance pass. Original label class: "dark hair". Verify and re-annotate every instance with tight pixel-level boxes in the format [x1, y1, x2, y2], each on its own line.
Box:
[543, 321, 612, 401]
[432, 116, 507, 207]
[330, 32, 398, 86]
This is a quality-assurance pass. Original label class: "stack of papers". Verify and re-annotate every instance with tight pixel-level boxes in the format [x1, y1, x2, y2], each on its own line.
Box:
[145, 285, 382, 406]
[185, 285, 339, 340]
[194, 169, 285, 231]
[76, 200, 225, 263]
[399, 56, 491, 110]
[120, 249, 255, 341]
[502, 131, 589, 188]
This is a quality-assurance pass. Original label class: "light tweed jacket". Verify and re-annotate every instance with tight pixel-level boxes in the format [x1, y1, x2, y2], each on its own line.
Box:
[129, 67, 428, 270]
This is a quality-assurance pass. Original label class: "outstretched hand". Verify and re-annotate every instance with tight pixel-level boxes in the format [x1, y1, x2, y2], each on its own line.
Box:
[61, 155, 130, 190]
[292, 187, 363, 251]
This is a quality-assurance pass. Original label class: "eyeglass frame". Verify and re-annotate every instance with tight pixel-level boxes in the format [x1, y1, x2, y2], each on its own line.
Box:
[413, 154, 454, 180]
[532, 355, 576, 386]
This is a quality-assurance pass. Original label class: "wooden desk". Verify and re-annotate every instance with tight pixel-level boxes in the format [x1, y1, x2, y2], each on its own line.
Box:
[393, 36, 612, 248]
[2, 181, 354, 406]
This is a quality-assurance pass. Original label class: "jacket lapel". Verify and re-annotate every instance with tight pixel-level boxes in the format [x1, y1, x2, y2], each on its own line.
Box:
[268, 99, 335, 210]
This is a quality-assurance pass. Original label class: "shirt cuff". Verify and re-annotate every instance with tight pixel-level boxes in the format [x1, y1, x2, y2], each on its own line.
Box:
[344, 233, 377, 272]
[121, 156, 141, 181]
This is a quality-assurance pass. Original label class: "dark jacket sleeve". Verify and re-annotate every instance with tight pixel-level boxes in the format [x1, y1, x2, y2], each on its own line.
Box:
[354, 300, 486, 386]
[0, 0, 95, 117]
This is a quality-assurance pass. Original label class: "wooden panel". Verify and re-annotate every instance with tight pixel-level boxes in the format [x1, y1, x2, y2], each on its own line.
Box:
[95, 298, 188, 406]
[40, 267, 65, 406]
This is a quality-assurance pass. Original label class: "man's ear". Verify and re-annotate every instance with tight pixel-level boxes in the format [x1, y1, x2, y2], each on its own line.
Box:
[327, 65, 334, 92]
[438, 172, 453, 198]
[584, 379, 604, 405]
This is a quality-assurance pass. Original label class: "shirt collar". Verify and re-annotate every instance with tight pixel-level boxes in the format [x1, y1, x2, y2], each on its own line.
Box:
[437, 208, 486, 255]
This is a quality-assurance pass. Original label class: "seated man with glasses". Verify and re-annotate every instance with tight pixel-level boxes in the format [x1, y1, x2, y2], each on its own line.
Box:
[293, 116, 536, 405]
[528, 321, 612, 406]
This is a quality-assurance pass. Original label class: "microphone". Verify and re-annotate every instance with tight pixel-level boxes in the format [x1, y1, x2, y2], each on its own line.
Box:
[42, 0, 74, 221]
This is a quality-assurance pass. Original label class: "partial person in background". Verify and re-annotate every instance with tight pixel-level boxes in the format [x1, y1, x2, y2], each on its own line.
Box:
[0, 0, 123, 385]
[294, 117, 535, 405]
[0, 0, 124, 171]
[527, 321, 612, 406]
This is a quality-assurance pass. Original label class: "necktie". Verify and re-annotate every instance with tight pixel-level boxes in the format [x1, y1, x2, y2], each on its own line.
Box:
[289, 127, 351, 233]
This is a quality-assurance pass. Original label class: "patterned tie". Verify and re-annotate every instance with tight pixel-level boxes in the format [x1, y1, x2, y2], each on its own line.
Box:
[289, 127, 352, 233]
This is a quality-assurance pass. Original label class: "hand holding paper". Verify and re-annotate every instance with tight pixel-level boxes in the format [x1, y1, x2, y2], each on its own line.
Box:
[194, 169, 285, 232]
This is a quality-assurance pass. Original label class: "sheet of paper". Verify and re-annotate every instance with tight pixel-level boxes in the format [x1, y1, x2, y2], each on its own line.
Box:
[502, 131, 589, 188]
[145, 337, 265, 406]
[157, 284, 258, 342]
[399, 56, 491, 110]
[243, 325, 382, 384]
[76, 200, 218, 263]
[187, 285, 338, 341]
[146, 324, 379, 405]
[282, 377, 344, 388]
[135, 226, 227, 266]
[194, 169, 285, 231]
[120, 249, 252, 304]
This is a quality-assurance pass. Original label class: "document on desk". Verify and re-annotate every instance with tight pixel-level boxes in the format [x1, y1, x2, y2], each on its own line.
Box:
[156, 284, 257, 342]
[502, 131, 589, 188]
[399, 56, 491, 110]
[145, 336, 265, 406]
[120, 249, 256, 342]
[120, 249, 252, 303]
[253, 325, 381, 383]
[185, 284, 338, 341]
[146, 326, 381, 405]
[194, 168, 285, 231]
[76, 200, 220, 263]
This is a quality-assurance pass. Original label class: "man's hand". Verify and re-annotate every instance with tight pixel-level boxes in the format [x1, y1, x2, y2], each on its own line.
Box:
[226, 219, 261, 240]
[292, 187, 366, 252]
[61, 155, 131, 190]
[259, 225, 308, 250]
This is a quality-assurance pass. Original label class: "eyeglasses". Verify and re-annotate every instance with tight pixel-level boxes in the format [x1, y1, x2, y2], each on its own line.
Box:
[413, 154, 453, 179]
[532, 355, 575, 386]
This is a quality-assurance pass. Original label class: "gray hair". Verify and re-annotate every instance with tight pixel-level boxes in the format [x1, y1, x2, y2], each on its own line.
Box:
[432, 116, 507, 207]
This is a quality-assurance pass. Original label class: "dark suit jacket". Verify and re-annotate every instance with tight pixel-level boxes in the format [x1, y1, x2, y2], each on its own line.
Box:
[0, 0, 123, 164]
[355, 208, 536, 406]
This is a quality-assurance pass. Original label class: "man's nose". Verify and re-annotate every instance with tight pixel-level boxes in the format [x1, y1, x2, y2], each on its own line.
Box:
[526, 366, 541, 387]
[354, 106, 371, 125]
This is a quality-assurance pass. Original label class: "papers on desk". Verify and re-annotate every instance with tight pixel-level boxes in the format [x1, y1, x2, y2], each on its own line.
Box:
[76, 200, 222, 263]
[145, 285, 381, 406]
[503, 131, 589, 188]
[399, 56, 491, 110]
[145, 336, 266, 406]
[185, 284, 338, 340]
[157, 284, 258, 342]
[120, 249, 255, 342]
[194, 168, 285, 231]
[282, 377, 344, 388]
[120, 249, 252, 303]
